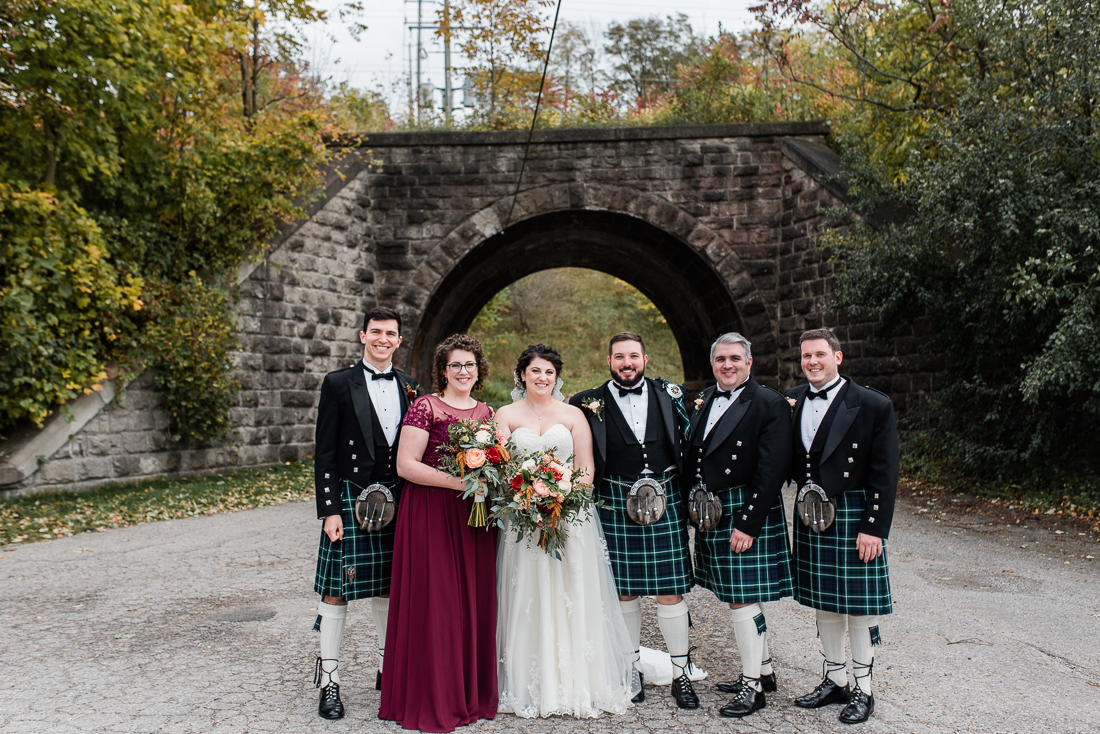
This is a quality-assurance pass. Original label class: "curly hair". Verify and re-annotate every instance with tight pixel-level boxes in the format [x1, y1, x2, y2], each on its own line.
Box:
[431, 334, 490, 394]
[514, 343, 564, 389]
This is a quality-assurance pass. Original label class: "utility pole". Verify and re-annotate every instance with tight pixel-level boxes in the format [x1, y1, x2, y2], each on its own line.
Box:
[443, 0, 452, 122]
[416, 0, 423, 125]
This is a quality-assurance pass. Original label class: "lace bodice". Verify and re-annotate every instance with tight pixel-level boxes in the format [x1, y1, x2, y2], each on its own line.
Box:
[509, 424, 573, 463]
[402, 394, 493, 468]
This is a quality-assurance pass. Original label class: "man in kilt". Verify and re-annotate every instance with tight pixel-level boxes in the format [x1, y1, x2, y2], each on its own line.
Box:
[786, 328, 898, 725]
[569, 332, 698, 709]
[312, 306, 419, 720]
[686, 333, 794, 718]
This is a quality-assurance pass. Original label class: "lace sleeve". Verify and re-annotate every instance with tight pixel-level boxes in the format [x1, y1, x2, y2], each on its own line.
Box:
[402, 395, 434, 431]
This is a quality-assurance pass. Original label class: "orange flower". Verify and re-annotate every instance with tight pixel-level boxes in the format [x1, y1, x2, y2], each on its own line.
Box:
[465, 448, 486, 468]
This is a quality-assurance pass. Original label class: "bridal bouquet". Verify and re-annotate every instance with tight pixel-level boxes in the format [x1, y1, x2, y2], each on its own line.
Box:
[437, 418, 513, 527]
[492, 452, 597, 560]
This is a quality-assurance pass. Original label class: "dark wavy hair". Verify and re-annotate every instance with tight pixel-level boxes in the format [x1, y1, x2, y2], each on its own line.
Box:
[514, 344, 564, 389]
[431, 334, 490, 394]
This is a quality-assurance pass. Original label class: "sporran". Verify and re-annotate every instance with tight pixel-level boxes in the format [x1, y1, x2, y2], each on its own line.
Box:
[354, 483, 396, 532]
[688, 481, 722, 531]
[625, 476, 666, 525]
[796, 482, 835, 533]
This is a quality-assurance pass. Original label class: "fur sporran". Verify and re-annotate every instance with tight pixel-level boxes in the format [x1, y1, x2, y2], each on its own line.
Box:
[625, 476, 666, 525]
[796, 482, 835, 533]
[688, 483, 723, 531]
[354, 483, 396, 532]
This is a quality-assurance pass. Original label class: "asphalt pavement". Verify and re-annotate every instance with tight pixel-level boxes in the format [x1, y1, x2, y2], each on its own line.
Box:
[2, 490, 1097, 734]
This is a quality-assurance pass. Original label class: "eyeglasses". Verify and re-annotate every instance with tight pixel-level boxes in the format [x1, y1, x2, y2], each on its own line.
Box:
[446, 362, 477, 373]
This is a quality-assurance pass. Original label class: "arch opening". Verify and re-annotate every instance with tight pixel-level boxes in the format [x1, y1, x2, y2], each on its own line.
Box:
[410, 210, 744, 390]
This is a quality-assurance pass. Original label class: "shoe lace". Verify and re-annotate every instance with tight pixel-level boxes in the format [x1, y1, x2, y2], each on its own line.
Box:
[314, 656, 339, 688]
[851, 659, 873, 694]
[321, 683, 340, 701]
[818, 655, 847, 689]
[671, 645, 697, 688]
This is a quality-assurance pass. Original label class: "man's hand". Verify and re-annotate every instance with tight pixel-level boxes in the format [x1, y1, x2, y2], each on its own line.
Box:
[857, 532, 882, 563]
[323, 514, 344, 542]
[730, 528, 754, 554]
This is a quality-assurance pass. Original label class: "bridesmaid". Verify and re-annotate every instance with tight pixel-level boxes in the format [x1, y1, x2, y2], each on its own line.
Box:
[379, 334, 499, 732]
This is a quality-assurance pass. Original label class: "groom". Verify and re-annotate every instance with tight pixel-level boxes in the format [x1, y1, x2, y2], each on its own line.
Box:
[569, 332, 698, 709]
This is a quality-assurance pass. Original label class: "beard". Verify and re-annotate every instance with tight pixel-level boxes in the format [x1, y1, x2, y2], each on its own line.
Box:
[610, 366, 645, 388]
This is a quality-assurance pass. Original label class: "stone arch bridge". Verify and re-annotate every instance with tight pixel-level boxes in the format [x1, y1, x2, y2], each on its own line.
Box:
[0, 122, 936, 495]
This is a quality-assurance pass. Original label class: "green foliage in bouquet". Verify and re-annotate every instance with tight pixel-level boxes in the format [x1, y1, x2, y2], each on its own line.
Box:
[435, 418, 514, 526]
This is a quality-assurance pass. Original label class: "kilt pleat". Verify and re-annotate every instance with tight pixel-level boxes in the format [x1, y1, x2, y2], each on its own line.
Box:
[694, 488, 794, 604]
[598, 472, 693, 596]
[793, 488, 893, 616]
[314, 478, 399, 600]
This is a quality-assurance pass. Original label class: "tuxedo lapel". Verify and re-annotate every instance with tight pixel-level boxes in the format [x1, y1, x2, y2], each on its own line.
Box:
[687, 386, 712, 440]
[347, 363, 377, 460]
[651, 378, 677, 449]
[590, 383, 609, 463]
[704, 378, 756, 457]
[395, 371, 411, 414]
[822, 382, 859, 462]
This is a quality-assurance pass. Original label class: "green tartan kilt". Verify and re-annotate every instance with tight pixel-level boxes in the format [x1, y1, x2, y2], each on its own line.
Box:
[314, 478, 400, 600]
[694, 487, 794, 604]
[793, 488, 893, 616]
[598, 471, 693, 597]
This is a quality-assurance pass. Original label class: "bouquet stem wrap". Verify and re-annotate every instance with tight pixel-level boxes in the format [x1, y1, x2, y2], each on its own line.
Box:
[436, 418, 513, 528]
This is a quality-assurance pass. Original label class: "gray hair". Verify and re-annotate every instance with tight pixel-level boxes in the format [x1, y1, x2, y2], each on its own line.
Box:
[710, 332, 752, 362]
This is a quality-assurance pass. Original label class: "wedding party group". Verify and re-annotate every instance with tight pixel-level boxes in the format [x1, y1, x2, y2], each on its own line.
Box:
[309, 305, 898, 732]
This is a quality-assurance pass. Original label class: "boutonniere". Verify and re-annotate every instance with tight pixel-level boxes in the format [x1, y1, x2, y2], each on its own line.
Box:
[787, 397, 797, 412]
[583, 398, 605, 422]
[694, 397, 705, 411]
[406, 383, 418, 401]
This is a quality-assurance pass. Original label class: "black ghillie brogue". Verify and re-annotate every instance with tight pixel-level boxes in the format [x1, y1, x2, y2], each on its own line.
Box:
[717, 676, 766, 718]
[839, 687, 874, 724]
[669, 647, 700, 709]
[795, 659, 850, 708]
[631, 671, 645, 703]
[314, 657, 345, 720]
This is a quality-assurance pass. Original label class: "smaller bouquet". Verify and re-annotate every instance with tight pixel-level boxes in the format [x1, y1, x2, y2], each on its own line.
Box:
[493, 452, 597, 560]
[437, 418, 512, 527]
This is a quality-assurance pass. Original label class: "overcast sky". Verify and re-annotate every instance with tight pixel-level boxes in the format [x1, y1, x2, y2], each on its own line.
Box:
[305, 0, 760, 113]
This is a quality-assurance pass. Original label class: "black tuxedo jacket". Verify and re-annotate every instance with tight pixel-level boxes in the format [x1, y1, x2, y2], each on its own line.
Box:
[568, 377, 685, 487]
[686, 377, 792, 538]
[314, 361, 419, 518]
[786, 379, 899, 538]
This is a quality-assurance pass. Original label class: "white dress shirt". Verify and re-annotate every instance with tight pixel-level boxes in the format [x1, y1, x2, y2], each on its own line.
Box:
[609, 379, 649, 442]
[364, 363, 401, 446]
[702, 382, 747, 439]
[800, 375, 845, 452]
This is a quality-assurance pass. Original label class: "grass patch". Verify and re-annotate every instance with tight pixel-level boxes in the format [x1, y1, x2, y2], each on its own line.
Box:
[0, 460, 313, 545]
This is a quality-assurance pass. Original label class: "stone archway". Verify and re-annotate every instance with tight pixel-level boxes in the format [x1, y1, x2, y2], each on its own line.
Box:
[409, 209, 744, 388]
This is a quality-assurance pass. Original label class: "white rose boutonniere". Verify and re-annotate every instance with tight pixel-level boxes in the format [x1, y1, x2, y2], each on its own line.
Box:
[694, 397, 705, 411]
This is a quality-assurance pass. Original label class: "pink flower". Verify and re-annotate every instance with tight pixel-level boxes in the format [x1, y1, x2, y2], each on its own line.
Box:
[465, 448, 486, 468]
[513, 493, 522, 503]
[532, 479, 550, 497]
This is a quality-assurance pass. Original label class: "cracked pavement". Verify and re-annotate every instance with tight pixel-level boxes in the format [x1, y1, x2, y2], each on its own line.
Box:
[2, 490, 1097, 734]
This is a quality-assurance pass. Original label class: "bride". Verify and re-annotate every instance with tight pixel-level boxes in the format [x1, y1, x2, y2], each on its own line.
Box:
[493, 344, 637, 718]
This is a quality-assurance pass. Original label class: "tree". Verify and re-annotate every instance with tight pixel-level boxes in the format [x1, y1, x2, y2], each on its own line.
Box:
[604, 14, 701, 107]
[549, 21, 600, 111]
[442, 0, 554, 128]
[816, 0, 1100, 482]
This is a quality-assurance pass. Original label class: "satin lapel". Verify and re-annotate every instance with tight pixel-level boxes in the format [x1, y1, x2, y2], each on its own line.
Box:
[704, 379, 755, 457]
[822, 383, 859, 462]
[591, 383, 609, 463]
[687, 386, 712, 441]
[348, 365, 377, 460]
[652, 378, 677, 448]
[395, 371, 410, 414]
[791, 385, 810, 453]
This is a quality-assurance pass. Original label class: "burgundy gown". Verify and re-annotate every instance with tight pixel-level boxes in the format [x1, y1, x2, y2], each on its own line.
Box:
[379, 395, 498, 732]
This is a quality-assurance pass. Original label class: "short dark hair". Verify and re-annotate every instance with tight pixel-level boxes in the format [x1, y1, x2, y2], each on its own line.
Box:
[608, 331, 646, 356]
[362, 306, 402, 333]
[514, 344, 564, 387]
[431, 334, 489, 394]
[799, 328, 842, 353]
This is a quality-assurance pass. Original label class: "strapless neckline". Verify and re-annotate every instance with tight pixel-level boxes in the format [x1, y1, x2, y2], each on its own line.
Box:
[511, 424, 570, 439]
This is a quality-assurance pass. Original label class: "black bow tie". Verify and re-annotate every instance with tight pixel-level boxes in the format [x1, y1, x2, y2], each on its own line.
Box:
[616, 384, 643, 397]
[714, 390, 733, 400]
[807, 380, 840, 400]
[368, 369, 396, 381]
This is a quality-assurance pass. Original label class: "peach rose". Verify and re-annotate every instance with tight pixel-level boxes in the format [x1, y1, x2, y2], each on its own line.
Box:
[465, 448, 486, 468]
[532, 479, 551, 497]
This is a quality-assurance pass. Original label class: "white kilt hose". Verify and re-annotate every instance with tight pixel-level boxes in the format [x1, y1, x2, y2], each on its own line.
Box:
[314, 478, 400, 600]
[598, 471, 694, 597]
[794, 488, 893, 616]
[694, 488, 794, 604]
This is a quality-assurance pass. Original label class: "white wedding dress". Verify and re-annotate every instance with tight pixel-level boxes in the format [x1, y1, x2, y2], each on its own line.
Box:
[496, 423, 636, 718]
